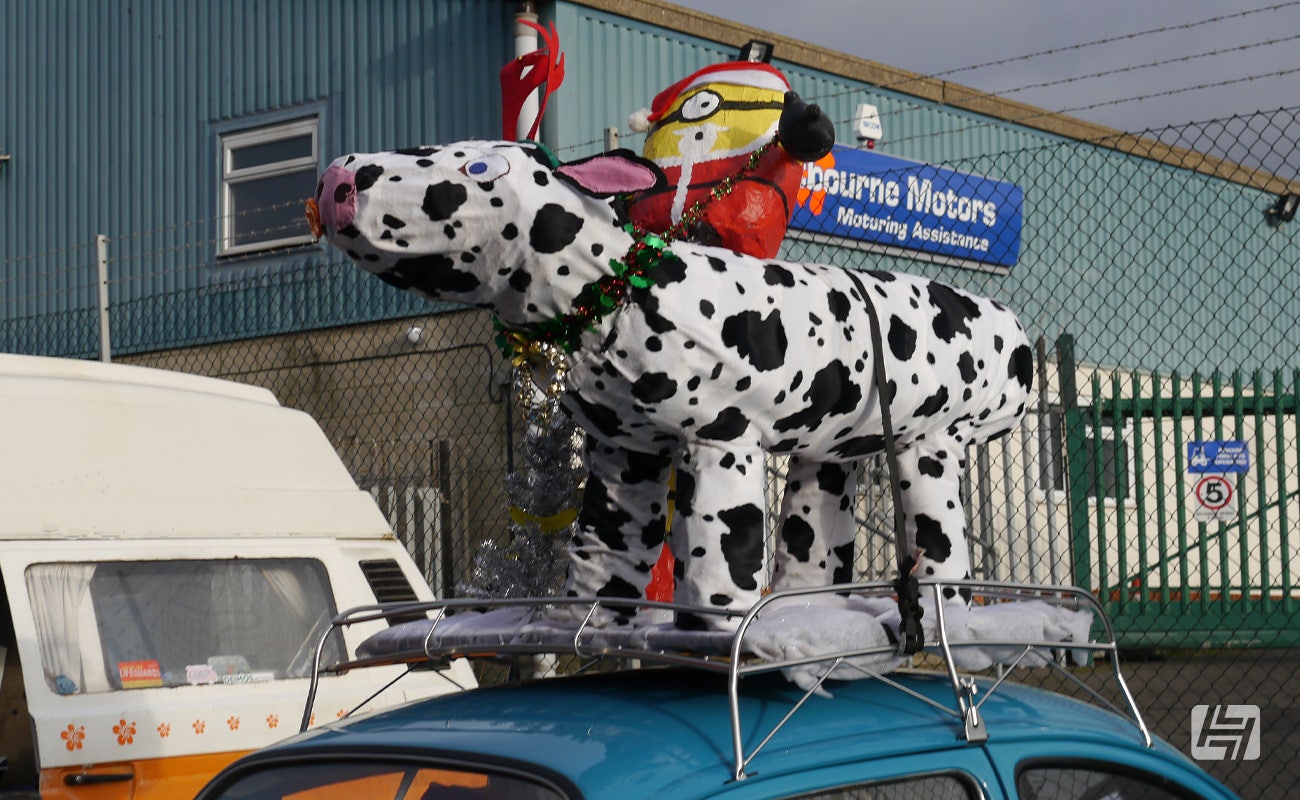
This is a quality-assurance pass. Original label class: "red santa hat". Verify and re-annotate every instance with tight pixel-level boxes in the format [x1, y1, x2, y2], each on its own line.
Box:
[628, 62, 790, 133]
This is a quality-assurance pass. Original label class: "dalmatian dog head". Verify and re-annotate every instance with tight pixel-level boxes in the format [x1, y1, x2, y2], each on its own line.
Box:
[313, 142, 667, 327]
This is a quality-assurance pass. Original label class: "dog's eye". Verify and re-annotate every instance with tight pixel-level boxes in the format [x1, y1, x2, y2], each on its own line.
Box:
[460, 154, 510, 182]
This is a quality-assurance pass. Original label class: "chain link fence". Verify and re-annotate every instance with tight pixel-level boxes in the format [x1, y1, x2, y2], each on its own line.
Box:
[3, 107, 1298, 796]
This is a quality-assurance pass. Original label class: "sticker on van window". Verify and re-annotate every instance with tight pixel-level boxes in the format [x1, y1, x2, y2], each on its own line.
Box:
[186, 664, 220, 685]
[219, 671, 275, 685]
[208, 655, 252, 676]
[119, 659, 164, 689]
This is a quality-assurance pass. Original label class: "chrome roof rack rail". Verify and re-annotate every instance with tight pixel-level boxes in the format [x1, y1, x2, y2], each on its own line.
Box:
[301, 580, 1151, 781]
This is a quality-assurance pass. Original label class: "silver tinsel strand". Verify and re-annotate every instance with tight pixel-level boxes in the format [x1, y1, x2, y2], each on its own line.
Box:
[458, 366, 584, 599]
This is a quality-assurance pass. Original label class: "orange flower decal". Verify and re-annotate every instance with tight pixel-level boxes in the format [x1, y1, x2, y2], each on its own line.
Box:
[227, 716, 240, 731]
[157, 723, 171, 738]
[193, 720, 206, 735]
[114, 719, 137, 746]
[61, 724, 85, 751]
[266, 714, 279, 729]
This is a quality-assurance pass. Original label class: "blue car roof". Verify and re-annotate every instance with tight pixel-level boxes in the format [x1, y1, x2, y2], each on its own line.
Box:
[226, 668, 1218, 799]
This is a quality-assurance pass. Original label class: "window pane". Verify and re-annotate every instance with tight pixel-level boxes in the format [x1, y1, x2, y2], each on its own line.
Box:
[209, 762, 565, 800]
[1018, 764, 1189, 799]
[231, 134, 314, 171]
[1042, 408, 1065, 492]
[230, 168, 317, 247]
[1082, 433, 1129, 501]
[26, 559, 342, 694]
[795, 774, 975, 799]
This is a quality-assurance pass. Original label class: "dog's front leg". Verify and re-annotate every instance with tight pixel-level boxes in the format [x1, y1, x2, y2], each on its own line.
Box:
[670, 440, 766, 630]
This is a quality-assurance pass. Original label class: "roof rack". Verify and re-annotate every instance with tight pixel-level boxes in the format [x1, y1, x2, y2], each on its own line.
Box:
[303, 579, 1151, 782]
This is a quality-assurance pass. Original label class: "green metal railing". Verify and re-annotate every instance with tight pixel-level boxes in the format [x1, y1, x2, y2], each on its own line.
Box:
[1059, 335, 1300, 648]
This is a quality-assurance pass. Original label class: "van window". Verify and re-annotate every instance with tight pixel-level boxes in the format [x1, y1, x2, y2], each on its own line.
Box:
[25, 559, 344, 694]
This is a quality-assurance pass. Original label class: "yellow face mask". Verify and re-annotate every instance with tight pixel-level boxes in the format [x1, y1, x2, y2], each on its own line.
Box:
[642, 83, 785, 165]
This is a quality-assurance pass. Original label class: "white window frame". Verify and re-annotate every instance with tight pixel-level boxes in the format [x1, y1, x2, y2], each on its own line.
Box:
[219, 116, 319, 256]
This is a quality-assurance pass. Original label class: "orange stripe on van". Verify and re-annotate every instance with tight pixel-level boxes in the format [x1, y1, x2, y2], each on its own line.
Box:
[41, 750, 249, 800]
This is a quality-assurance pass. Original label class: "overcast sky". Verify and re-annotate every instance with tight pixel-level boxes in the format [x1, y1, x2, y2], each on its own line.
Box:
[666, 0, 1300, 138]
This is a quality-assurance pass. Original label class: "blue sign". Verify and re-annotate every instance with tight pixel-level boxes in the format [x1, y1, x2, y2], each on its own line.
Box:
[1187, 440, 1250, 473]
[792, 145, 1024, 269]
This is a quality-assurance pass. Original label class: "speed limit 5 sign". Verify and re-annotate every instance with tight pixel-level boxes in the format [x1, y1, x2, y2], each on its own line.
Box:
[1192, 474, 1237, 522]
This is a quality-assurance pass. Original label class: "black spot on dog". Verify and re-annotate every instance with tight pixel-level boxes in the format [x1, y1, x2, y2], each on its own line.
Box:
[698, 407, 750, 441]
[888, 315, 917, 361]
[918, 456, 945, 478]
[928, 283, 982, 342]
[675, 470, 696, 517]
[913, 513, 952, 561]
[830, 434, 887, 459]
[915, 386, 950, 418]
[648, 253, 688, 286]
[529, 204, 584, 253]
[631, 372, 678, 404]
[621, 450, 671, 485]
[1010, 343, 1034, 392]
[718, 504, 764, 591]
[958, 352, 978, 384]
[578, 475, 633, 551]
[763, 263, 796, 287]
[355, 164, 384, 193]
[721, 310, 787, 372]
[827, 289, 852, 321]
[380, 254, 480, 296]
[422, 181, 467, 221]
[781, 516, 816, 563]
[508, 270, 531, 292]
[774, 361, 862, 431]
[816, 463, 849, 495]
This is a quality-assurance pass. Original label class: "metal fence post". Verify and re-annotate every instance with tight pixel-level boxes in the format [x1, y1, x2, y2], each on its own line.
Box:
[96, 234, 110, 362]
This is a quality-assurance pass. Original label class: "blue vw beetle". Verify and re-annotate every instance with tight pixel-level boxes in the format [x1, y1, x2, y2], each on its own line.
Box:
[193, 585, 1237, 800]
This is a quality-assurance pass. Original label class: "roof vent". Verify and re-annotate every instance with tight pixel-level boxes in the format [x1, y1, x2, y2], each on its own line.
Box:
[359, 559, 424, 625]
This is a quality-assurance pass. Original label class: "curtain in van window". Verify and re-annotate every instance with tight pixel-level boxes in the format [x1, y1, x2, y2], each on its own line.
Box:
[26, 560, 341, 693]
[25, 564, 110, 694]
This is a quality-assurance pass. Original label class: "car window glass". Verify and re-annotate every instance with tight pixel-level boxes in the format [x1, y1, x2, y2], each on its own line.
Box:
[1019, 765, 1192, 799]
[207, 761, 565, 800]
[793, 773, 977, 799]
[25, 559, 343, 694]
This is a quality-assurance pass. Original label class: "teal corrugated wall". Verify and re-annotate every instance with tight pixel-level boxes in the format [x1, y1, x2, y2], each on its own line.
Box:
[2, 0, 1296, 371]
[0, 0, 511, 356]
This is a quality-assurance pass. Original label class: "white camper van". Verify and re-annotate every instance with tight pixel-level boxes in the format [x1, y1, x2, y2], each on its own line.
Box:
[0, 354, 475, 799]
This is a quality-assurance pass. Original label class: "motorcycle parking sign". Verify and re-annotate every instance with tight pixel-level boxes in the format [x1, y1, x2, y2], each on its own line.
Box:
[1187, 440, 1250, 473]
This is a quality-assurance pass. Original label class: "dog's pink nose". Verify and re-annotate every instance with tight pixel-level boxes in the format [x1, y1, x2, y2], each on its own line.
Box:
[317, 164, 356, 232]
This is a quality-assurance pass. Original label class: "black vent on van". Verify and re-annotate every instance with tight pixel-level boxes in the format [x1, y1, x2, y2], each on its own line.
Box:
[359, 559, 424, 626]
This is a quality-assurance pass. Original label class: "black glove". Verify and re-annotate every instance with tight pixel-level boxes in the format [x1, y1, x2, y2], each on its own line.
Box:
[778, 91, 835, 162]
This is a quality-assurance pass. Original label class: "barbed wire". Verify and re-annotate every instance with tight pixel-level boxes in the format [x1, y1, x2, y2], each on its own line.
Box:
[553, 3, 1300, 158]
[2, 99, 1295, 310]
[938, 33, 1300, 110]
[866, 1, 1300, 91]
[883, 68, 1300, 149]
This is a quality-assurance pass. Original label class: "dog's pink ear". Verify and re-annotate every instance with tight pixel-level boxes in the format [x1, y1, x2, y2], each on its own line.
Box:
[555, 150, 667, 197]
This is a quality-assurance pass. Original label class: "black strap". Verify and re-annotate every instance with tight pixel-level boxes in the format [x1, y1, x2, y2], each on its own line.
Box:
[846, 271, 924, 655]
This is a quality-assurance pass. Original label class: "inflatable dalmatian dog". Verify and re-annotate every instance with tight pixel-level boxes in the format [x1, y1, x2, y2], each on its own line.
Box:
[313, 141, 1033, 631]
